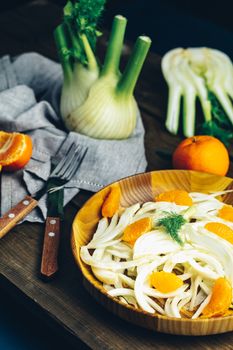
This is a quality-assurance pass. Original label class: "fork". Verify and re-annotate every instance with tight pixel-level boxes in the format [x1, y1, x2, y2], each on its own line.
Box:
[40, 143, 87, 278]
[0, 143, 87, 240]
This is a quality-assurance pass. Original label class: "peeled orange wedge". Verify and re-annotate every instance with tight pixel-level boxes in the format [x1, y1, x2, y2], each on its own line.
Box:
[202, 278, 232, 317]
[122, 217, 152, 245]
[205, 222, 233, 245]
[0, 131, 33, 171]
[218, 205, 233, 223]
[150, 271, 183, 293]
[155, 189, 193, 206]
[101, 185, 121, 218]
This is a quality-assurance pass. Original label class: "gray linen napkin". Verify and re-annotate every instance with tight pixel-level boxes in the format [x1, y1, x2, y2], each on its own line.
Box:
[0, 53, 147, 222]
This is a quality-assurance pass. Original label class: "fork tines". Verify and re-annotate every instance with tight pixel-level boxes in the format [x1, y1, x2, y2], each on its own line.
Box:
[51, 143, 87, 181]
[63, 146, 88, 181]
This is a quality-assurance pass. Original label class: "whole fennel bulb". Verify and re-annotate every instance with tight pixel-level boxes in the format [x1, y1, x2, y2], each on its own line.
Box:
[54, 1, 151, 140]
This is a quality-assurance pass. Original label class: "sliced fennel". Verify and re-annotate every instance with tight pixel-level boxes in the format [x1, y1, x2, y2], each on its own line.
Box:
[54, 1, 151, 139]
[161, 47, 233, 138]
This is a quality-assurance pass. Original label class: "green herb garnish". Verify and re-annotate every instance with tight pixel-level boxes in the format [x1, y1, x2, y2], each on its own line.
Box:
[157, 212, 186, 245]
[199, 91, 233, 146]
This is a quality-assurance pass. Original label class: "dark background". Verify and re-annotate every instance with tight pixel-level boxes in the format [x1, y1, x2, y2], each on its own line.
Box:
[1, 0, 233, 31]
[0, 0, 233, 58]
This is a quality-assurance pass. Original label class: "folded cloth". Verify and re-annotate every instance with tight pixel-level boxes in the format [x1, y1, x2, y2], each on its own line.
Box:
[0, 53, 147, 223]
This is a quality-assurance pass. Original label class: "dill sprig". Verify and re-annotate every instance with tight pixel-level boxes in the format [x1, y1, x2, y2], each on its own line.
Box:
[157, 212, 186, 245]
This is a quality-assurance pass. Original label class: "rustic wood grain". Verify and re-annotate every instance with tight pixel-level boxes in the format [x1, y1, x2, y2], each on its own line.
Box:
[0, 0, 233, 349]
[0, 195, 38, 238]
[40, 216, 61, 279]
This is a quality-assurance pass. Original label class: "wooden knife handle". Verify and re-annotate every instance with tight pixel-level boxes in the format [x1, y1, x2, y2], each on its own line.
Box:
[0, 196, 38, 239]
[40, 217, 61, 279]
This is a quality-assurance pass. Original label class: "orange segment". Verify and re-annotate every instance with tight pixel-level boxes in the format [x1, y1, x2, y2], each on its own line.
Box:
[150, 271, 183, 293]
[202, 278, 232, 317]
[122, 217, 152, 245]
[0, 131, 33, 171]
[155, 189, 193, 206]
[101, 185, 121, 218]
[218, 205, 233, 223]
[205, 222, 233, 245]
[222, 309, 233, 317]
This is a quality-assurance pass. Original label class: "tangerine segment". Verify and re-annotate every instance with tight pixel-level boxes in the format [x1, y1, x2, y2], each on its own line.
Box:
[202, 278, 232, 317]
[222, 309, 233, 317]
[150, 271, 183, 293]
[155, 189, 193, 206]
[122, 217, 152, 245]
[205, 222, 233, 245]
[0, 131, 33, 171]
[101, 185, 121, 218]
[218, 205, 233, 223]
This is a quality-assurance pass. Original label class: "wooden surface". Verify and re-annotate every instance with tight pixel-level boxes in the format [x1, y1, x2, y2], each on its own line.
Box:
[0, 1, 233, 349]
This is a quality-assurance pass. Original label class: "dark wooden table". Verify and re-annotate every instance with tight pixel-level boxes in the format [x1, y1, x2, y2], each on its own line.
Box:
[0, 1, 233, 349]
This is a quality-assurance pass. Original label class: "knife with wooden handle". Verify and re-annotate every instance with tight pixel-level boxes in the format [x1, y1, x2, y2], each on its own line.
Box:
[0, 196, 38, 239]
[40, 144, 87, 279]
[0, 170, 57, 239]
[40, 180, 64, 279]
[40, 216, 61, 278]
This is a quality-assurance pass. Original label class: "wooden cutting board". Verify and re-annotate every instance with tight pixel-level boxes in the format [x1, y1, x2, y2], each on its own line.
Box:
[0, 1, 233, 349]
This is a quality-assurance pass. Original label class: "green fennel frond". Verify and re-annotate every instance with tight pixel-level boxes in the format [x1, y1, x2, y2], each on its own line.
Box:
[208, 91, 231, 127]
[199, 91, 233, 146]
[62, 0, 106, 66]
[157, 212, 186, 245]
[73, 0, 106, 26]
[71, 0, 105, 47]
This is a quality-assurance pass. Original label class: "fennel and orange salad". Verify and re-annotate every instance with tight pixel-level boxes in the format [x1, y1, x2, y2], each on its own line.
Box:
[81, 188, 233, 319]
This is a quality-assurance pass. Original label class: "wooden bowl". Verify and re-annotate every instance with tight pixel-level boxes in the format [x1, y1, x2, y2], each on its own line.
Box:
[71, 170, 233, 336]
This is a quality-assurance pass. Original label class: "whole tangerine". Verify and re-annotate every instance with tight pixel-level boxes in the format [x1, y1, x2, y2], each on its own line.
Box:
[172, 135, 229, 176]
